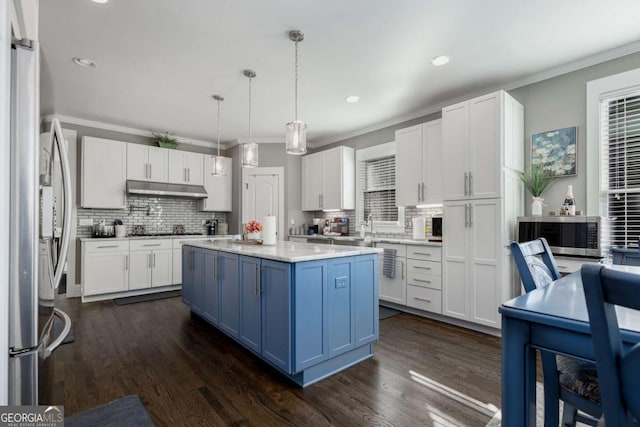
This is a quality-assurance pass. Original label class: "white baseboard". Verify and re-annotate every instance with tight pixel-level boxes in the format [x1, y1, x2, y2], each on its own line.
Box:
[81, 285, 181, 303]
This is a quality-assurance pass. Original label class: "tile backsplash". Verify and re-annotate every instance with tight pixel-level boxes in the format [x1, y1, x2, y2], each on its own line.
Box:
[76, 195, 227, 238]
[311, 206, 443, 238]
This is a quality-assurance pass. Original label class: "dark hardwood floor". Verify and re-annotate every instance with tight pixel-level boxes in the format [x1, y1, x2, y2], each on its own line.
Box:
[42, 296, 503, 426]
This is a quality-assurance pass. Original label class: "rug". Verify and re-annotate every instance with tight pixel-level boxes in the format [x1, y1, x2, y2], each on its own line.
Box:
[379, 306, 401, 320]
[486, 382, 591, 426]
[114, 290, 181, 306]
[65, 395, 155, 427]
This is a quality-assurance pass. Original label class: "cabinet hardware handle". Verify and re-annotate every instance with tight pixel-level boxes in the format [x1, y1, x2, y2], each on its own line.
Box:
[150, 164, 152, 178]
[417, 183, 421, 202]
[153, 253, 156, 267]
[187, 168, 190, 182]
[464, 204, 469, 227]
[414, 296, 432, 302]
[469, 172, 473, 196]
[125, 255, 128, 270]
[149, 253, 152, 268]
[214, 255, 218, 281]
[421, 182, 425, 202]
[412, 252, 432, 256]
[255, 264, 260, 296]
[97, 245, 119, 249]
[414, 266, 431, 270]
[464, 172, 468, 196]
[143, 243, 162, 247]
[469, 205, 474, 227]
[414, 278, 432, 283]
[184, 167, 187, 182]
[398, 260, 404, 280]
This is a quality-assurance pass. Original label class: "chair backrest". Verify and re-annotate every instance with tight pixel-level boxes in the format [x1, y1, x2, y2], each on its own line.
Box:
[581, 264, 640, 426]
[510, 238, 561, 293]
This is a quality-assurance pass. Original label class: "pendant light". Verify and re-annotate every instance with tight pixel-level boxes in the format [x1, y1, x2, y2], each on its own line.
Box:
[242, 69, 259, 168]
[210, 95, 226, 176]
[285, 30, 307, 155]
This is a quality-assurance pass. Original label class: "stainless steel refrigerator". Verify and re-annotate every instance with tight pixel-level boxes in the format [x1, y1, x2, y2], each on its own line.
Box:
[8, 37, 72, 405]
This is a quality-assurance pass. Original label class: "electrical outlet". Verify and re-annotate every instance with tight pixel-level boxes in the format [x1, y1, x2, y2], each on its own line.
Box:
[79, 218, 93, 226]
[201, 219, 207, 225]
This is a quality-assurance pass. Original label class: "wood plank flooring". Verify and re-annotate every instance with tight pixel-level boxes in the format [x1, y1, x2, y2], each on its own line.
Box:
[41, 296, 503, 426]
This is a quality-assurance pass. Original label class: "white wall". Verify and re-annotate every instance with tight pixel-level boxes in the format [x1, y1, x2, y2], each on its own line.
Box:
[0, 0, 12, 406]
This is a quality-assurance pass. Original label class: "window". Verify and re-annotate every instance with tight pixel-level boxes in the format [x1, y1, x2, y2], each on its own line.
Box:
[355, 142, 405, 233]
[601, 91, 640, 247]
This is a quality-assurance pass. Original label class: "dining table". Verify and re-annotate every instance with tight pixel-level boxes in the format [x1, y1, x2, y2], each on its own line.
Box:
[499, 264, 640, 427]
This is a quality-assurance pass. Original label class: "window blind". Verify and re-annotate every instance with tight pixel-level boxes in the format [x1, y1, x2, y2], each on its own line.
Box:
[601, 91, 640, 247]
[358, 155, 398, 222]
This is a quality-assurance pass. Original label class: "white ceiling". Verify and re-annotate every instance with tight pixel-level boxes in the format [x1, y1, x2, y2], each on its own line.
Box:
[39, 0, 640, 147]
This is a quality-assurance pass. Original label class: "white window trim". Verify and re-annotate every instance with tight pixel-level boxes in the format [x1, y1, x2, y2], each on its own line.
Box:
[586, 67, 640, 216]
[355, 142, 405, 233]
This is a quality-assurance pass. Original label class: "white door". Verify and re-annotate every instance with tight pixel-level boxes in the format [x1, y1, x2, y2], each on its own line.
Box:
[185, 152, 204, 185]
[127, 144, 148, 181]
[378, 254, 407, 305]
[443, 201, 469, 320]
[469, 92, 501, 199]
[168, 150, 186, 184]
[302, 154, 323, 210]
[442, 102, 469, 201]
[243, 167, 284, 240]
[129, 251, 151, 290]
[201, 156, 232, 212]
[322, 148, 343, 209]
[82, 137, 127, 209]
[83, 252, 129, 296]
[151, 249, 173, 287]
[395, 124, 422, 207]
[148, 146, 169, 182]
[423, 120, 443, 205]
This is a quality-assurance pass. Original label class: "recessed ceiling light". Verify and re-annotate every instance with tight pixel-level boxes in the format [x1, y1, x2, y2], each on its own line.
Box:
[72, 57, 96, 68]
[431, 55, 450, 66]
[90, 0, 109, 3]
[345, 95, 360, 103]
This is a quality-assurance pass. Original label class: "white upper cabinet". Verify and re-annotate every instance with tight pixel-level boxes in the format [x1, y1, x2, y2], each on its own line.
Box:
[442, 90, 524, 201]
[81, 136, 127, 209]
[127, 144, 169, 182]
[395, 119, 442, 207]
[169, 150, 204, 186]
[302, 146, 355, 211]
[200, 156, 232, 212]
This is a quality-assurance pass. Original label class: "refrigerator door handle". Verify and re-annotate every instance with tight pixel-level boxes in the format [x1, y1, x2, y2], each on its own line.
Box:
[41, 309, 71, 359]
[47, 118, 73, 290]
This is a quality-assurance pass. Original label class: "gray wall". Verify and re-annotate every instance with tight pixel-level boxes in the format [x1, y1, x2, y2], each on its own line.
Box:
[227, 143, 309, 234]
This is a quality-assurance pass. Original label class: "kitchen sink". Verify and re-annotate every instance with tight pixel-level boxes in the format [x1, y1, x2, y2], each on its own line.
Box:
[307, 237, 374, 247]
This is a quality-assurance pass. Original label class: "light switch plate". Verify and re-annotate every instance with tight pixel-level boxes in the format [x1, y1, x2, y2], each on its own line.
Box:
[335, 276, 348, 289]
[79, 218, 93, 226]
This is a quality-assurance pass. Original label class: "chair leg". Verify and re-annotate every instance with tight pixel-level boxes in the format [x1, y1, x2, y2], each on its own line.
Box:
[561, 402, 577, 427]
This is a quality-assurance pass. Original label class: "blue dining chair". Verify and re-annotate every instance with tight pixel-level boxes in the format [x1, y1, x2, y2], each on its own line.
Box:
[511, 238, 602, 426]
[581, 264, 640, 426]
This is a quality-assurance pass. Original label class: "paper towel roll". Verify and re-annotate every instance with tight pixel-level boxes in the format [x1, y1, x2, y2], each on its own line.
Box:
[262, 216, 277, 245]
[412, 217, 426, 240]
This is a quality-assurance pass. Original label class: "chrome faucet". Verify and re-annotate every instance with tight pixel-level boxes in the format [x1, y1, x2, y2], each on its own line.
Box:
[366, 212, 376, 238]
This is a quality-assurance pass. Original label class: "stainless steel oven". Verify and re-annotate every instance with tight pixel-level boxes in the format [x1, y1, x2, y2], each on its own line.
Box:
[517, 216, 601, 257]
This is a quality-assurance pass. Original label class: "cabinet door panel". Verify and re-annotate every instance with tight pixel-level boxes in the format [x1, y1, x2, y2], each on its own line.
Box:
[173, 249, 182, 284]
[302, 155, 322, 211]
[129, 251, 151, 290]
[378, 255, 406, 305]
[168, 151, 186, 184]
[423, 120, 443, 205]
[322, 148, 342, 209]
[151, 249, 172, 287]
[182, 246, 193, 305]
[262, 260, 291, 372]
[126, 143, 148, 181]
[148, 146, 169, 182]
[395, 125, 422, 207]
[82, 137, 126, 208]
[327, 257, 354, 357]
[239, 256, 262, 353]
[442, 102, 469, 201]
[294, 260, 328, 371]
[443, 202, 469, 319]
[186, 152, 204, 185]
[202, 250, 219, 325]
[469, 93, 501, 199]
[83, 252, 128, 296]
[201, 157, 232, 212]
[191, 248, 204, 315]
[218, 252, 240, 338]
[354, 255, 378, 345]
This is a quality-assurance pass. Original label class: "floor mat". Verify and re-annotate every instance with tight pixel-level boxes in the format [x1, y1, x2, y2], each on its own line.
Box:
[114, 290, 181, 306]
[65, 395, 155, 427]
[379, 306, 401, 320]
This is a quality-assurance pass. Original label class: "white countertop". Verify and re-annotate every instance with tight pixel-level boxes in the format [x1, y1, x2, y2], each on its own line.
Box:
[184, 239, 383, 263]
[80, 235, 232, 242]
[288, 234, 442, 247]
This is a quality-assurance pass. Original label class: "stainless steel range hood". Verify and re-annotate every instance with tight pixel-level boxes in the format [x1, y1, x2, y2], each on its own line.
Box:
[126, 180, 208, 199]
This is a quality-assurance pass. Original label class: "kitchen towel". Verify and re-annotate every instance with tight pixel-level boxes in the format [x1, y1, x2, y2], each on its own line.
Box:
[383, 248, 397, 278]
[262, 215, 277, 245]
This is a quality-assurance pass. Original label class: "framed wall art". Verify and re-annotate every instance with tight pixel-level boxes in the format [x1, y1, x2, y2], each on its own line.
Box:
[531, 126, 577, 176]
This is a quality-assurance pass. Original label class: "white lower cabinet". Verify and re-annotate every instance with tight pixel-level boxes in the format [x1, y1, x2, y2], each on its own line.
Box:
[377, 243, 407, 305]
[129, 240, 173, 289]
[82, 241, 130, 296]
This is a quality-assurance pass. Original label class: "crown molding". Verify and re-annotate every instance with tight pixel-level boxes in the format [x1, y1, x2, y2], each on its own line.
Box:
[225, 138, 285, 149]
[40, 114, 223, 149]
[310, 40, 640, 149]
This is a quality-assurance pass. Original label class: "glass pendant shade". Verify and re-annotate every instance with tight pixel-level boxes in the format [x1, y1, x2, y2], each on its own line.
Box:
[286, 120, 307, 155]
[242, 142, 259, 168]
[211, 154, 226, 176]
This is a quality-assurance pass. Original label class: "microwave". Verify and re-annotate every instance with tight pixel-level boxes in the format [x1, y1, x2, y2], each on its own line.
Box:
[517, 216, 601, 257]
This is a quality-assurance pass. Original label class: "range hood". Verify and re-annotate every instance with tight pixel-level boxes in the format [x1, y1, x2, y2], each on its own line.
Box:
[126, 180, 208, 199]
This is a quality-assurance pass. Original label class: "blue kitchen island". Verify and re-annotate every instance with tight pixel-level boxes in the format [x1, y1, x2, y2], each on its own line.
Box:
[181, 239, 382, 387]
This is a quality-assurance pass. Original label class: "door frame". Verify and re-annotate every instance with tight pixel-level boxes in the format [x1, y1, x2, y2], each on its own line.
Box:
[241, 167, 285, 241]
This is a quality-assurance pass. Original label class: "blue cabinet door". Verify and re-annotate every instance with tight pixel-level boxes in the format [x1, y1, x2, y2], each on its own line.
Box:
[261, 260, 292, 373]
[354, 254, 379, 345]
[181, 246, 193, 307]
[294, 260, 328, 372]
[190, 248, 204, 315]
[218, 251, 240, 338]
[202, 249, 219, 325]
[327, 257, 355, 357]
[239, 256, 261, 353]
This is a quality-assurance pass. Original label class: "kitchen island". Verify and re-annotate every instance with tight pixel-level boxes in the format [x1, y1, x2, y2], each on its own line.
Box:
[181, 240, 382, 387]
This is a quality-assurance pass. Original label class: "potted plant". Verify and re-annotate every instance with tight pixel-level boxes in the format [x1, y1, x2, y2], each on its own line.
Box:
[151, 131, 179, 149]
[516, 165, 556, 216]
